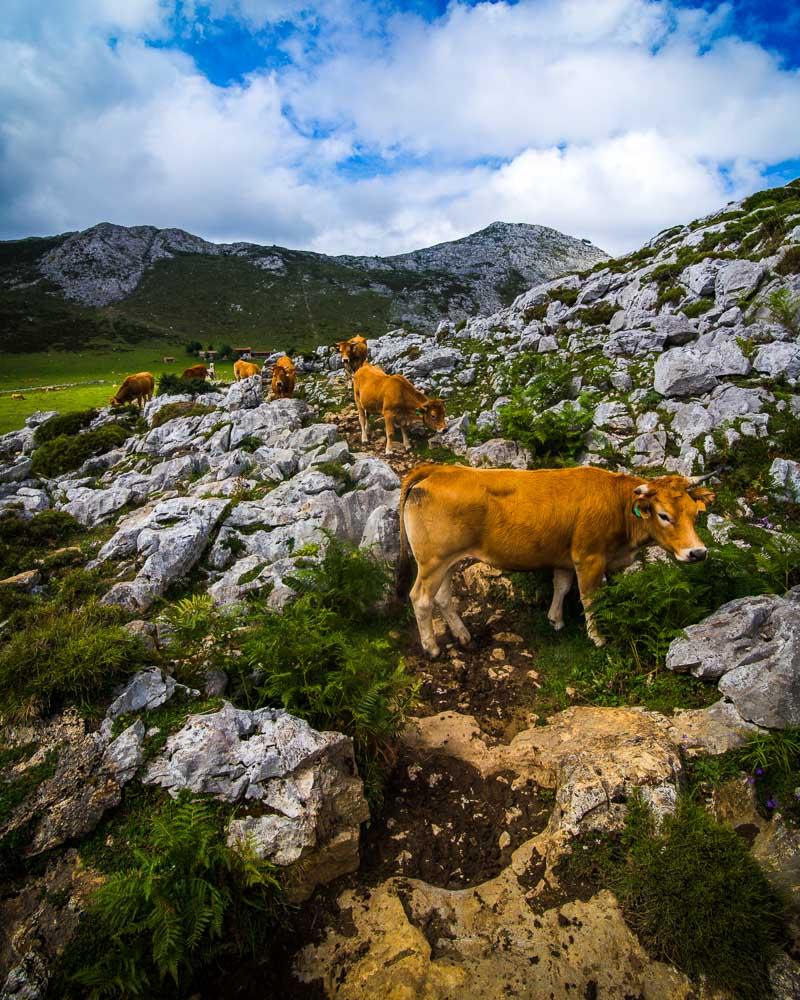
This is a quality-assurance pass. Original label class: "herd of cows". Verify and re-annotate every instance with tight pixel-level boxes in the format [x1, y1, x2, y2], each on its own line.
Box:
[103, 333, 718, 653]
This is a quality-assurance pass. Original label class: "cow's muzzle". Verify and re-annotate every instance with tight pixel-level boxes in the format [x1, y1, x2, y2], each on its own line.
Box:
[681, 547, 708, 563]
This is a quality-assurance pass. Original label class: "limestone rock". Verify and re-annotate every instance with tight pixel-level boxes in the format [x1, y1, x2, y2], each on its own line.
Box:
[466, 438, 531, 469]
[666, 590, 800, 728]
[770, 458, 800, 503]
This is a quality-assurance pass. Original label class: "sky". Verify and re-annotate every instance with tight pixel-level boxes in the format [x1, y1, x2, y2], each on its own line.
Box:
[1, 0, 800, 257]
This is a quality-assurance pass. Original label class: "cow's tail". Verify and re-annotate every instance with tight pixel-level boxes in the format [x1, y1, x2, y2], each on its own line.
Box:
[396, 465, 435, 601]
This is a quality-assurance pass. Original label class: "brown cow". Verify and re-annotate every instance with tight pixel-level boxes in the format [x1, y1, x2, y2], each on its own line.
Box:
[182, 364, 208, 380]
[397, 464, 715, 657]
[109, 372, 155, 408]
[335, 335, 368, 376]
[234, 359, 261, 381]
[353, 364, 446, 455]
[271, 356, 296, 399]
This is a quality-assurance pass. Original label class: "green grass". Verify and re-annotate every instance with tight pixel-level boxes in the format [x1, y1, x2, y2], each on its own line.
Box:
[0, 342, 241, 435]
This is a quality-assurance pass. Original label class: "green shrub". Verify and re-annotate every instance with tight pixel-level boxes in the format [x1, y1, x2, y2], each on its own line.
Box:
[549, 286, 579, 306]
[575, 301, 616, 325]
[522, 302, 548, 322]
[33, 409, 97, 445]
[72, 796, 282, 996]
[0, 598, 148, 720]
[156, 373, 221, 397]
[592, 532, 798, 667]
[241, 596, 417, 808]
[0, 509, 81, 577]
[611, 796, 785, 998]
[681, 297, 714, 318]
[150, 401, 216, 429]
[454, 318, 467, 332]
[287, 534, 391, 622]
[655, 285, 684, 310]
[767, 287, 800, 335]
[30, 423, 130, 478]
[648, 262, 682, 286]
[184, 340, 202, 355]
[742, 184, 800, 212]
[499, 397, 592, 465]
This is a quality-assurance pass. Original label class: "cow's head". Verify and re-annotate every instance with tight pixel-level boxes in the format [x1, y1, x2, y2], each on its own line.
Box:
[109, 395, 120, 407]
[420, 398, 447, 432]
[631, 474, 714, 562]
[336, 337, 367, 369]
[271, 364, 291, 395]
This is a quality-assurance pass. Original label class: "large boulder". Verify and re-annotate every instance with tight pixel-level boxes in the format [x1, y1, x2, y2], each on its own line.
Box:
[144, 702, 369, 901]
[666, 589, 800, 728]
[222, 374, 263, 411]
[715, 259, 767, 307]
[654, 335, 751, 397]
[770, 458, 800, 503]
[466, 438, 531, 470]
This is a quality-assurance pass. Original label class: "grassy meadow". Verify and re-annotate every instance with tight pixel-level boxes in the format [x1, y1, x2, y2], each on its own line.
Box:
[0, 343, 242, 435]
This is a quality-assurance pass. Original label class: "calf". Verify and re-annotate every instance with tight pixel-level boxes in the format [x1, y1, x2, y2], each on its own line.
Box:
[270, 356, 296, 399]
[234, 359, 261, 381]
[397, 464, 714, 657]
[353, 364, 446, 454]
[335, 335, 368, 377]
[182, 364, 208, 380]
[109, 372, 155, 408]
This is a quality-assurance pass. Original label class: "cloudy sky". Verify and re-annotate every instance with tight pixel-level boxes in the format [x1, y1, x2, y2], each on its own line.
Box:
[2, 0, 799, 256]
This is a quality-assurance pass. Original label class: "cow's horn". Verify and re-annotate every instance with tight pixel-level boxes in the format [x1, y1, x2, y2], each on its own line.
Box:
[687, 468, 723, 486]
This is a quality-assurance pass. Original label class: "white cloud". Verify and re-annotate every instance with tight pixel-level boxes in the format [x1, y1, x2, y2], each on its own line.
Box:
[0, 0, 799, 256]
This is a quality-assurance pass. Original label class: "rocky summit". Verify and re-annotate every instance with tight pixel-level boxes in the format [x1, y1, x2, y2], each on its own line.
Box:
[1, 179, 800, 999]
[0, 219, 607, 352]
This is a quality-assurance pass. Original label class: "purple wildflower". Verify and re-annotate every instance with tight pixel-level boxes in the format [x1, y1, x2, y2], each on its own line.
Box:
[755, 766, 764, 777]
[766, 798, 778, 810]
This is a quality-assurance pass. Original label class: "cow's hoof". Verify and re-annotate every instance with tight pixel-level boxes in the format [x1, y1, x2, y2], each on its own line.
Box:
[548, 617, 564, 631]
[590, 635, 606, 648]
[423, 643, 441, 659]
[454, 628, 472, 647]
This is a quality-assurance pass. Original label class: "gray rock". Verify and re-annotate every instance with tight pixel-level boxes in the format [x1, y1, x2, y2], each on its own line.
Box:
[144, 702, 369, 900]
[0, 488, 50, 517]
[593, 402, 633, 434]
[466, 438, 532, 469]
[770, 458, 800, 503]
[715, 259, 767, 307]
[143, 393, 194, 424]
[430, 413, 470, 454]
[476, 409, 501, 435]
[682, 259, 718, 297]
[666, 590, 800, 728]
[223, 375, 264, 411]
[102, 720, 145, 783]
[754, 342, 800, 382]
[122, 620, 159, 653]
[360, 504, 400, 564]
[103, 668, 199, 728]
[629, 430, 667, 467]
[402, 347, 464, 378]
[654, 335, 751, 397]
[58, 484, 133, 526]
[0, 456, 33, 484]
[24, 410, 59, 429]
[0, 427, 35, 459]
[98, 497, 228, 612]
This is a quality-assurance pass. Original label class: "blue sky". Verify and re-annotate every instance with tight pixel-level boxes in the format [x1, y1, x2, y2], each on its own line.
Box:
[2, 0, 800, 255]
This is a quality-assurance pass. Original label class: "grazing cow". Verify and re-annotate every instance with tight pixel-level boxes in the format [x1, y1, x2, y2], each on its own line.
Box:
[11, 393, 24, 400]
[335, 335, 368, 376]
[397, 464, 715, 657]
[182, 364, 208, 380]
[270, 356, 296, 399]
[353, 364, 446, 454]
[234, 359, 261, 381]
[109, 372, 155, 408]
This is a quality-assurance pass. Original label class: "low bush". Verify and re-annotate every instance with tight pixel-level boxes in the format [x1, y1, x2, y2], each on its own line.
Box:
[768, 287, 800, 338]
[150, 401, 216, 429]
[0, 598, 149, 720]
[655, 285, 684, 310]
[499, 397, 592, 465]
[71, 796, 283, 996]
[575, 301, 616, 325]
[549, 286, 579, 306]
[680, 297, 714, 318]
[33, 408, 97, 445]
[156, 373, 222, 397]
[30, 423, 130, 478]
[613, 796, 785, 998]
[0, 509, 80, 577]
[287, 533, 391, 621]
[648, 261, 682, 286]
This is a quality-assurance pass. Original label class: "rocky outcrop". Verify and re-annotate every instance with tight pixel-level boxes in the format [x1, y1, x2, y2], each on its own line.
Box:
[666, 589, 800, 728]
[143, 703, 369, 901]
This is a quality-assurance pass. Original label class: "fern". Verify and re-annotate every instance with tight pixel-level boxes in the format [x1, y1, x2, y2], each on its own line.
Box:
[73, 795, 283, 996]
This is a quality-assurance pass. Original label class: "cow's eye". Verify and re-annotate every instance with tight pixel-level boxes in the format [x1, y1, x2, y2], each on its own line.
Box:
[658, 512, 671, 523]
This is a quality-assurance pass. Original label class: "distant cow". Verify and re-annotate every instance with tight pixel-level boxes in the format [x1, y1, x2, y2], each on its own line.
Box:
[110, 372, 155, 408]
[10, 393, 24, 400]
[397, 465, 715, 656]
[271, 356, 296, 399]
[353, 364, 446, 454]
[234, 359, 261, 381]
[182, 364, 208, 380]
[335, 335, 368, 376]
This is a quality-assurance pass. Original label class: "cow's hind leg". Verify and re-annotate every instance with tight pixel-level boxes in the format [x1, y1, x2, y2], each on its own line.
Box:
[547, 568, 574, 631]
[410, 561, 453, 659]
[435, 566, 471, 647]
[384, 413, 395, 454]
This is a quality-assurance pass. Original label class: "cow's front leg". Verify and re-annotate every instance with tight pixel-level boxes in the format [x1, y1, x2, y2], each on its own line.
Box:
[400, 423, 411, 450]
[574, 556, 607, 646]
[356, 402, 369, 443]
[435, 567, 471, 647]
[548, 568, 574, 631]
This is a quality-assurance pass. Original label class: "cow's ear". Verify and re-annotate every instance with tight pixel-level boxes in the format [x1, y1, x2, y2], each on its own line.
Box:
[689, 487, 715, 510]
[632, 483, 654, 518]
